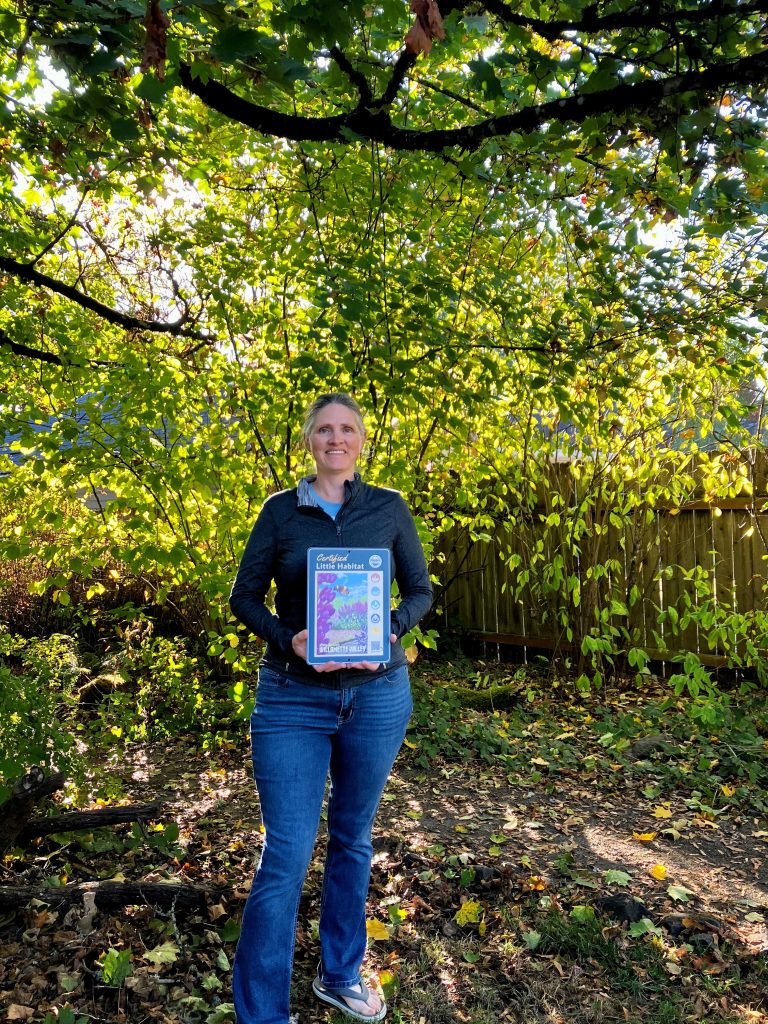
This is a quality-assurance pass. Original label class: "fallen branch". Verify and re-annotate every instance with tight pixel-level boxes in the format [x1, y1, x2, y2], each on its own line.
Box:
[16, 802, 163, 845]
[414, 678, 520, 710]
[0, 881, 213, 914]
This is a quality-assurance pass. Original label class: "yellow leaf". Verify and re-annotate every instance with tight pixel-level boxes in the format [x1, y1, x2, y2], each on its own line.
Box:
[720, 784, 736, 797]
[455, 900, 482, 927]
[402, 738, 419, 750]
[650, 864, 667, 880]
[366, 920, 390, 941]
[455, 824, 468, 833]
[531, 757, 549, 767]
[633, 831, 658, 842]
[652, 806, 673, 819]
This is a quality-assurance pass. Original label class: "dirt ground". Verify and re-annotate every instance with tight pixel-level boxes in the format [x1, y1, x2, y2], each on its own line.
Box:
[121, 736, 768, 952]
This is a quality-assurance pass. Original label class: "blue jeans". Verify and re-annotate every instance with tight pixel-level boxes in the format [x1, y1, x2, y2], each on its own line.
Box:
[232, 664, 412, 1024]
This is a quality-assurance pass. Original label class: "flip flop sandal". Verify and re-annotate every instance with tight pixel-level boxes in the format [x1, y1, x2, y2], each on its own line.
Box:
[312, 975, 387, 1023]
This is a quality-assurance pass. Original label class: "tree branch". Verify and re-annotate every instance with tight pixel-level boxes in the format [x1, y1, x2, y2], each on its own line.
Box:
[441, 0, 768, 42]
[329, 45, 373, 107]
[0, 255, 212, 340]
[179, 51, 768, 152]
[0, 328, 65, 366]
[377, 50, 418, 108]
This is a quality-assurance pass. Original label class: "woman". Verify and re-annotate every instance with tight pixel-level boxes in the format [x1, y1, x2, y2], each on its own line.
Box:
[230, 393, 432, 1024]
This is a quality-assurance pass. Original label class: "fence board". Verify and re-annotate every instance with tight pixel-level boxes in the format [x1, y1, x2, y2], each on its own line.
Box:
[437, 453, 768, 665]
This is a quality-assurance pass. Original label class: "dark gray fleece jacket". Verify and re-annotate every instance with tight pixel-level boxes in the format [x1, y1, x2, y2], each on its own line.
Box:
[230, 474, 433, 687]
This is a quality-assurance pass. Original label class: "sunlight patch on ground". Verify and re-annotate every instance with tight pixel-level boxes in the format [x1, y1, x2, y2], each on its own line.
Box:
[583, 824, 768, 908]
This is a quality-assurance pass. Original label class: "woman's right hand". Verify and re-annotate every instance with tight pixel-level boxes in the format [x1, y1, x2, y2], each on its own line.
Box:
[291, 629, 380, 673]
[291, 629, 310, 663]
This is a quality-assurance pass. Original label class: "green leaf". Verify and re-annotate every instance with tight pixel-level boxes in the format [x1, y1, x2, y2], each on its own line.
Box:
[667, 884, 695, 903]
[143, 941, 179, 965]
[569, 905, 596, 923]
[468, 59, 505, 100]
[603, 869, 632, 886]
[109, 117, 141, 142]
[100, 948, 132, 987]
[210, 27, 265, 62]
[629, 917, 662, 937]
[134, 74, 171, 103]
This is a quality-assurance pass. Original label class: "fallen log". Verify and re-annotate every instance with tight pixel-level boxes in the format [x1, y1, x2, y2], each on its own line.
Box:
[0, 767, 66, 853]
[0, 880, 213, 914]
[413, 679, 521, 710]
[16, 801, 163, 845]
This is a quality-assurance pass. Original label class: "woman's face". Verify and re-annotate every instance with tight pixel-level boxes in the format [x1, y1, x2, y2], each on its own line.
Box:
[308, 402, 364, 477]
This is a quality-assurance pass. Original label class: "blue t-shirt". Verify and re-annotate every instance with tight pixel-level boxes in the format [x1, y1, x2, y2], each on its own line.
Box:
[310, 485, 343, 520]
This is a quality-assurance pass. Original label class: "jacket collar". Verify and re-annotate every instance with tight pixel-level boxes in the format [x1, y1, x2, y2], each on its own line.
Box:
[297, 473, 362, 508]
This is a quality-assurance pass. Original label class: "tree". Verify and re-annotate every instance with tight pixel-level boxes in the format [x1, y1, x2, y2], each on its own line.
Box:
[0, 0, 766, 661]
[1, 0, 766, 364]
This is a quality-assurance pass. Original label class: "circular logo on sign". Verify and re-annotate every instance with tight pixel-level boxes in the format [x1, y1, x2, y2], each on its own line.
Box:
[369, 554, 382, 568]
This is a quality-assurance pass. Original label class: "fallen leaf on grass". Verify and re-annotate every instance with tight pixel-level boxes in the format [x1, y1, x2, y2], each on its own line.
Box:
[366, 920, 390, 940]
[143, 940, 179, 965]
[6, 1008, 34, 1021]
[522, 875, 548, 891]
[603, 869, 632, 886]
[378, 970, 398, 998]
[668, 883, 695, 903]
[455, 899, 482, 926]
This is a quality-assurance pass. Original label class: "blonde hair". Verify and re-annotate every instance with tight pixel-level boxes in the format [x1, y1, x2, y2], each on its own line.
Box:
[301, 393, 366, 447]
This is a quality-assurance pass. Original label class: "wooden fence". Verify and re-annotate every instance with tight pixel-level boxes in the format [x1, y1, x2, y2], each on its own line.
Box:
[436, 455, 768, 667]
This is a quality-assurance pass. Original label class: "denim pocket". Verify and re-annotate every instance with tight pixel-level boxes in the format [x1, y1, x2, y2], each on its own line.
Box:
[378, 665, 410, 687]
[258, 666, 290, 689]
